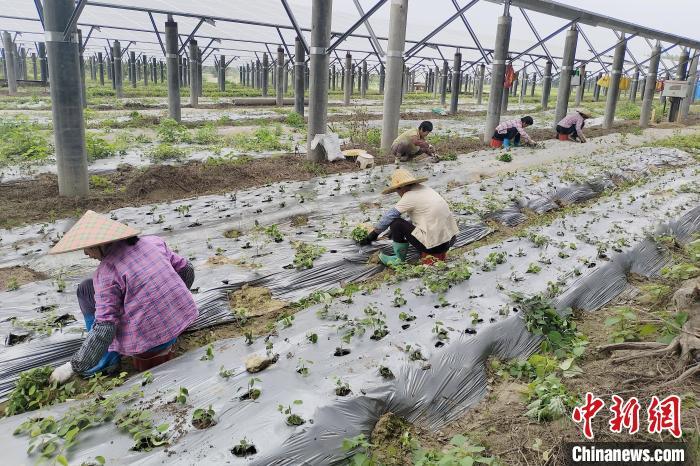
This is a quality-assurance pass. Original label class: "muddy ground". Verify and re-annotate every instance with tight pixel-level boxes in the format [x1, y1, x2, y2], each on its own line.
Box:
[0, 154, 378, 229]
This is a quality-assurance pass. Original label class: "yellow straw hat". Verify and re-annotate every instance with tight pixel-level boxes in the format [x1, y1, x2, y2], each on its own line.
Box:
[575, 108, 593, 118]
[49, 210, 140, 255]
[382, 168, 428, 194]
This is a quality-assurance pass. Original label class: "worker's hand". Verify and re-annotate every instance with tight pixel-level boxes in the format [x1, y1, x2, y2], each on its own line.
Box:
[359, 230, 379, 246]
[50, 362, 74, 385]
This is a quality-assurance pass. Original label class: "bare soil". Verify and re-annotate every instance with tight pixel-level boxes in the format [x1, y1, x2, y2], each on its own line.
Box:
[0, 155, 378, 229]
[0, 266, 48, 291]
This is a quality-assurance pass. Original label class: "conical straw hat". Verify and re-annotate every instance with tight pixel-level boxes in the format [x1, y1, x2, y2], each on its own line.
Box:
[575, 108, 593, 118]
[49, 210, 140, 255]
[382, 168, 428, 194]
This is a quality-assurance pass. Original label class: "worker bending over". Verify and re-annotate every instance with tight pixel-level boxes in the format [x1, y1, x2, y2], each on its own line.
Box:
[492, 116, 537, 147]
[556, 108, 592, 143]
[361, 169, 458, 265]
[50, 210, 198, 384]
[391, 120, 436, 162]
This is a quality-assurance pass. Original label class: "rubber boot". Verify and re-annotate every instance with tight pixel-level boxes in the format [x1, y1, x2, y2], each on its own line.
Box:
[503, 138, 511, 148]
[379, 242, 409, 266]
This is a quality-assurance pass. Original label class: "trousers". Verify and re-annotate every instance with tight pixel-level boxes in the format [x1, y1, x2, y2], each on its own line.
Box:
[388, 218, 454, 254]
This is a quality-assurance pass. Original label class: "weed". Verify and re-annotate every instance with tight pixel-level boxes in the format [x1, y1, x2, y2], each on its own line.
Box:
[4, 366, 76, 416]
[0, 117, 52, 166]
[85, 133, 119, 161]
[342, 434, 375, 466]
[661, 262, 700, 281]
[89, 175, 114, 191]
[350, 225, 370, 242]
[6, 276, 20, 291]
[604, 307, 639, 343]
[148, 143, 186, 162]
[192, 123, 221, 145]
[413, 434, 496, 465]
[230, 125, 290, 152]
[156, 118, 191, 143]
[524, 374, 576, 422]
[285, 112, 305, 128]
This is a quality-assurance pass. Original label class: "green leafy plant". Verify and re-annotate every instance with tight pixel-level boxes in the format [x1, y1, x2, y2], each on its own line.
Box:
[291, 242, 327, 270]
[661, 262, 700, 281]
[263, 224, 284, 242]
[285, 111, 305, 128]
[4, 366, 76, 416]
[604, 307, 640, 343]
[342, 434, 376, 466]
[497, 152, 512, 162]
[6, 276, 20, 291]
[334, 377, 351, 396]
[200, 343, 215, 361]
[296, 358, 312, 377]
[350, 225, 370, 243]
[156, 118, 191, 143]
[306, 332, 318, 344]
[148, 143, 186, 162]
[392, 288, 407, 307]
[141, 371, 154, 386]
[0, 117, 53, 166]
[219, 366, 235, 379]
[240, 377, 262, 400]
[524, 374, 576, 422]
[231, 437, 257, 457]
[115, 408, 169, 451]
[413, 434, 496, 465]
[192, 405, 216, 429]
[526, 263, 542, 274]
[85, 133, 119, 160]
[175, 386, 189, 404]
[277, 400, 305, 426]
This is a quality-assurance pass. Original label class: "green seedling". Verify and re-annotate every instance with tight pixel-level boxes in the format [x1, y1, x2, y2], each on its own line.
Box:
[334, 377, 351, 396]
[175, 386, 188, 404]
[392, 288, 407, 307]
[192, 405, 216, 429]
[306, 332, 318, 344]
[527, 263, 542, 274]
[278, 400, 305, 426]
[219, 366, 235, 379]
[200, 343, 214, 361]
[296, 358, 312, 377]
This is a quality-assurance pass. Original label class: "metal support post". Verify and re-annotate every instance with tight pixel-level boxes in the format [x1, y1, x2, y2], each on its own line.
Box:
[629, 67, 639, 102]
[679, 51, 698, 122]
[343, 52, 352, 105]
[219, 54, 226, 91]
[575, 64, 585, 105]
[189, 40, 198, 107]
[294, 36, 305, 116]
[276, 47, 284, 105]
[129, 51, 136, 87]
[668, 48, 689, 122]
[519, 66, 527, 104]
[603, 33, 626, 129]
[475, 63, 485, 105]
[306, 0, 332, 162]
[45, 0, 89, 196]
[262, 52, 269, 97]
[112, 40, 123, 97]
[380, 0, 408, 155]
[97, 50, 103, 85]
[39, 42, 48, 84]
[640, 43, 661, 128]
[440, 60, 448, 105]
[450, 50, 461, 114]
[165, 18, 181, 122]
[530, 72, 536, 96]
[361, 60, 367, 98]
[2, 32, 17, 94]
[379, 64, 385, 94]
[32, 52, 37, 80]
[553, 25, 578, 128]
[77, 30, 86, 107]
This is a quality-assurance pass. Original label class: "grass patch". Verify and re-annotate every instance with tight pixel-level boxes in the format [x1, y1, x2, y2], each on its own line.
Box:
[148, 143, 187, 162]
[156, 118, 191, 144]
[85, 133, 121, 161]
[229, 125, 290, 152]
[649, 133, 700, 154]
[285, 112, 305, 129]
[0, 117, 53, 166]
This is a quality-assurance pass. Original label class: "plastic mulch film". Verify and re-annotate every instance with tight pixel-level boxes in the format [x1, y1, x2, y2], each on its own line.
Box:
[0, 158, 697, 465]
[0, 147, 694, 403]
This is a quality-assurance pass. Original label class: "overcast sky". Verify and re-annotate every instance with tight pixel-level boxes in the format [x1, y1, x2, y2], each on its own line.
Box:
[3, 0, 697, 71]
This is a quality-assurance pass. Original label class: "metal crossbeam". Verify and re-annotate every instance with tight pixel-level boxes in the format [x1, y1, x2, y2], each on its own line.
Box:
[581, 33, 637, 67]
[405, 0, 479, 58]
[177, 18, 205, 55]
[509, 20, 575, 63]
[451, 0, 489, 64]
[33, 0, 44, 30]
[483, 0, 700, 50]
[201, 38, 220, 57]
[82, 25, 96, 50]
[352, 0, 385, 57]
[63, 0, 88, 41]
[279, 0, 309, 55]
[519, 8, 557, 70]
[327, 0, 387, 54]
[148, 12, 165, 56]
[578, 26, 608, 73]
[625, 42, 677, 74]
[276, 27, 292, 61]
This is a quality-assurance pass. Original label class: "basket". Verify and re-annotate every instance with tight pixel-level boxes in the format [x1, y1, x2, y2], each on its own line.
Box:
[131, 345, 175, 371]
[489, 138, 503, 148]
[557, 133, 570, 141]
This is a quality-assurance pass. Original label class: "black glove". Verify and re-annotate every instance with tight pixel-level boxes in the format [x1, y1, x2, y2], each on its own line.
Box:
[360, 230, 379, 246]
